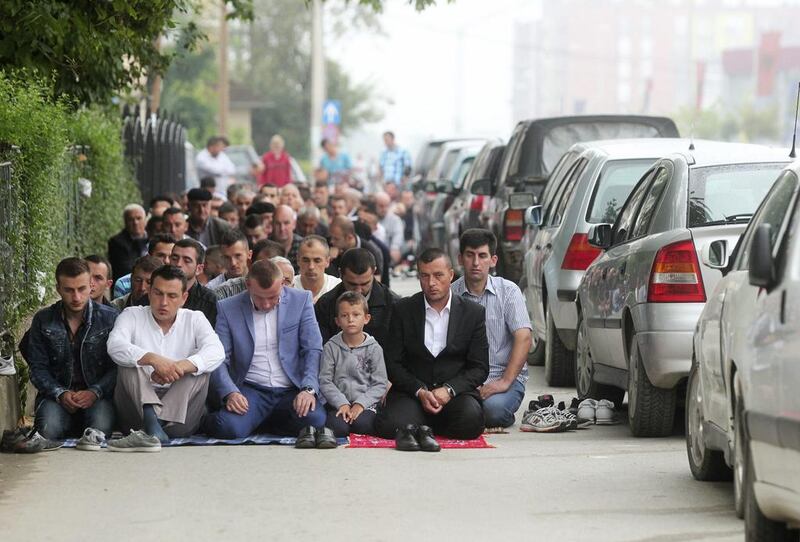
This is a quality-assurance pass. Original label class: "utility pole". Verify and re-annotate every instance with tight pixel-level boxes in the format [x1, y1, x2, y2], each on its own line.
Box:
[219, 0, 230, 135]
[310, 0, 325, 167]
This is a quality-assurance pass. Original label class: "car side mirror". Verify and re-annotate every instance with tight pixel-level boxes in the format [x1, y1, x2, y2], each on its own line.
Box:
[702, 240, 729, 270]
[587, 223, 613, 250]
[524, 205, 543, 227]
[436, 180, 455, 194]
[748, 223, 775, 289]
[421, 180, 438, 193]
[470, 178, 492, 196]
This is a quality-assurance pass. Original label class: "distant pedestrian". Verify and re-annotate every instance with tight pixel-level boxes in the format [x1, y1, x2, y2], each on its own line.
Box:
[319, 139, 352, 187]
[196, 136, 237, 198]
[107, 204, 148, 283]
[379, 131, 412, 191]
[259, 135, 293, 188]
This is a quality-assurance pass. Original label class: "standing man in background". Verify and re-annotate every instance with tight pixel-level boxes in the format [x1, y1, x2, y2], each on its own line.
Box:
[259, 135, 293, 188]
[379, 131, 412, 194]
[196, 136, 236, 198]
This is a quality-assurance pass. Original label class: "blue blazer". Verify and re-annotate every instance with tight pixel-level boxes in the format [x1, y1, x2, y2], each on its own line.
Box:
[210, 287, 323, 403]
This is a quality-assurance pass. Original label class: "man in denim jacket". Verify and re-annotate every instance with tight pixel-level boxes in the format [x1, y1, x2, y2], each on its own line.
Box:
[25, 258, 119, 439]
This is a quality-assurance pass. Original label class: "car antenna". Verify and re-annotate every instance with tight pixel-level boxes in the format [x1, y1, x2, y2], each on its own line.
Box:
[688, 120, 695, 151]
[790, 81, 800, 159]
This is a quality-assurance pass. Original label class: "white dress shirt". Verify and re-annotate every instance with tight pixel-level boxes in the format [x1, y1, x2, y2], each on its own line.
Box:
[245, 302, 291, 388]
[293, 274, 341, 303]
[195, 149, 237, 196]
[424, 292, 452, 358]
[107, 306, 225, 386]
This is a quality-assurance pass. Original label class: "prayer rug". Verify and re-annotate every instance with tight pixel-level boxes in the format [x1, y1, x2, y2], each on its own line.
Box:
[346, 433, 494, 449]
[59, 434, 349, 448]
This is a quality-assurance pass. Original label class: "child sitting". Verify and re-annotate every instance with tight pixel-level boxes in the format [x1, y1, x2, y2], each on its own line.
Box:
[319, 291, 388, 437]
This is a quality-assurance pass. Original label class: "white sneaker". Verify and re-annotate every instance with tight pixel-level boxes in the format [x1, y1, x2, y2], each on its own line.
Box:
[595, 399, 617, 425]
[108, 430, 161, 453]
[0, 332, 15, 376]
[577, 399, 597, 424]
[76, 428, 106, 451]
[520, 408, 566, 433]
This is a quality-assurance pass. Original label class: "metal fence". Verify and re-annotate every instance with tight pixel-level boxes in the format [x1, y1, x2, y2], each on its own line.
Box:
[122, 106, 189, 206]
[0, 157, 15, 328]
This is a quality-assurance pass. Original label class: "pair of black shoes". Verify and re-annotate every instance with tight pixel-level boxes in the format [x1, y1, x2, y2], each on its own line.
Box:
[296, 426, 337, 449]
[395, 424, 440, 452]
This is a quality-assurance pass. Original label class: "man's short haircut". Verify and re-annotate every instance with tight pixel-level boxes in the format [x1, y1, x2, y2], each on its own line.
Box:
[218, 201, 236, 215]
[123, 203, 145, 217]
[330, 194, 346, 205]
[270, 256, 292, 268]
[260, 182, 277, 192]
[340, 248, 376, 275]
[55, 257, 90, 282]
[298, 206, 321, 221]
[336, 291, 369, 315]
[148, 234, 177, 253]
[150, 265, 188, 292]
[383, 131, 395, 139]
[173, 238, 206, 264]
[418, 247, 452, 268]
[162, 207, 185, 220]
[207, 136, 228, 148]
[205, 245, 224, 269]
[459, 228, 497, 257]
[243, 214, 262, 229]
[353, 220, 372, 239]
[320, 138, 329, 149]
[246, 201, 276, 216]
[359, 197, 378, 216]
[149, 195, 174, 208]
[200, 176, 216, 189]
[132, 255, 163, 275]
[299, 234, 329, 253]
[83, 254, 112, 279]
[219, 228, 248, 248]
[247, 259, 283, 288]
[252, 239, 285, 260]
[145, 215, 162, 236]
[330, 215, 355, 237]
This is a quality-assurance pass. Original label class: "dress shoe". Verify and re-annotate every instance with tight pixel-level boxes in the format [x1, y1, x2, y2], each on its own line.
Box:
[415, 425, 441, 452]
[315, 426, 338, 449]
[295, 426, 318, 449]
[395, 424, 420, 451]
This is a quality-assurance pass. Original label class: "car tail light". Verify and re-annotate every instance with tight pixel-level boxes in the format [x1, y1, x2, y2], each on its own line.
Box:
[470, 195, 485, 211]
[648, 239, 706, 303]
[503, 209, 524, 241]
[561, 233, 602, 271]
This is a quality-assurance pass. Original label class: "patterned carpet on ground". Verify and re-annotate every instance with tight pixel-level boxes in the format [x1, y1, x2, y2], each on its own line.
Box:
[59, 434, 349, 448]
[347, 433, 494, 449]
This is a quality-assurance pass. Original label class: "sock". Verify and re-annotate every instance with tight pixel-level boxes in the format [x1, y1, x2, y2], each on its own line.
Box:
[142, 405, 170, 444]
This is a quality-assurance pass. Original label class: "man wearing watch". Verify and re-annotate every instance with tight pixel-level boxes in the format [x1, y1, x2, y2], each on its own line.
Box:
[374, 249, 489, 442]
[204, 259, 327, 439]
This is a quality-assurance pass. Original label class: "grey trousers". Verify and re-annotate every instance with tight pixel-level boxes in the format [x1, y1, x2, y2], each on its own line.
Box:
[114, 366, 210, 438]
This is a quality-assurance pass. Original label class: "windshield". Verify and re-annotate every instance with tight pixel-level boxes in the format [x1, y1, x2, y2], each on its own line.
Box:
[687, 162, 786, 227]
[586, 159, 655, 224]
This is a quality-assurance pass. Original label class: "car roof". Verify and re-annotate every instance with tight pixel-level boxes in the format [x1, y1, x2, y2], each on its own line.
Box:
[675, 140, 791, 167]
[570, 138, 695, 160]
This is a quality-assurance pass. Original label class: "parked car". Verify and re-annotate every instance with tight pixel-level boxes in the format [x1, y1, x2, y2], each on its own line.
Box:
[524, 139, 693, 386]
[443, 139, 505, 270]
[411, 138, 473, 184]
[686, 161, 800, 540]
[473, 115, 680, 283]
[574, 142, 789, 437]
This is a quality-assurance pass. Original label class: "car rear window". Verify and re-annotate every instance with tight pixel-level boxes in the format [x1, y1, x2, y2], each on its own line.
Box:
[687, 163, 786, 228]
[586, 159, 655, 224]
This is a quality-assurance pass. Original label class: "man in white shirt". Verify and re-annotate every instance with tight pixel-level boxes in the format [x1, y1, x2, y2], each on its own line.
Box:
[293, 236, 341, 303]
[107, 265, 225, 448]
[374, 192, 404, 265]
[195, 136, 236, 197]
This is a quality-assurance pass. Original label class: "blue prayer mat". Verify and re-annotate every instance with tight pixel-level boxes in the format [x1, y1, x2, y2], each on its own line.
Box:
[59, 434, 349, 448]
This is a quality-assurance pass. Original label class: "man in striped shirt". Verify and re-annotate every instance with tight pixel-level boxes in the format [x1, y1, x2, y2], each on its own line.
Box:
[450, 229, 532, 429]
[379, 131, 412, 189]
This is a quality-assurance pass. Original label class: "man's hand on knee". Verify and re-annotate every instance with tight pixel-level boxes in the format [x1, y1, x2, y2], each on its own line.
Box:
[293, 390, 316, 418]
[59, 391, 80, 413]
[71, 390, 98, 409]
[418, 389, 442, 414]
[225, 392, 249, 415]
[479, 378, 511, 400]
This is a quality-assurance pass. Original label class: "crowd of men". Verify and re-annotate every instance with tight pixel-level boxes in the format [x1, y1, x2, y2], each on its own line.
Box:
[17, 133, 532, 453]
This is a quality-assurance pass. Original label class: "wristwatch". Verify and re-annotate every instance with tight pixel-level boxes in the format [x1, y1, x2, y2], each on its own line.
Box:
[302, 386, 316, 395]
[443, 384, 456, 398]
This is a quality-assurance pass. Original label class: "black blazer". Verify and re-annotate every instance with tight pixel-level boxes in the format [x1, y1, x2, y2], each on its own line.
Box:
[385, 292, 488, 398]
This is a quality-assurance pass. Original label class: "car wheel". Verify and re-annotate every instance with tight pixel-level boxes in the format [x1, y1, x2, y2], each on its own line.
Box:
[628, 333, 677, 438]
[544, 309, 575, 387]
[685, 360, 731, 481]
[575, 312, 624, 404]
[733, 379, 746, 518]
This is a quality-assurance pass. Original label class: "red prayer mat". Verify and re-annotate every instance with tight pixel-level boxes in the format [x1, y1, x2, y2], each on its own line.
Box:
[347, 433, 494, 449]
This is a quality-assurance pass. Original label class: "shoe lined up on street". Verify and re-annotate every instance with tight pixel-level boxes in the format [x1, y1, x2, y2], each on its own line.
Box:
[1, 427, 62, 454]
[519, 395, 598, 433]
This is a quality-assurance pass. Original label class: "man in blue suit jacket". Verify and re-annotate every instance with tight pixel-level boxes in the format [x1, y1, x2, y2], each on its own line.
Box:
[204, 259, 326, 438]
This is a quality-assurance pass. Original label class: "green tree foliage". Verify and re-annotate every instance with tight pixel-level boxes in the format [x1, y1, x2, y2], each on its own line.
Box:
[672, 102, 781, 144]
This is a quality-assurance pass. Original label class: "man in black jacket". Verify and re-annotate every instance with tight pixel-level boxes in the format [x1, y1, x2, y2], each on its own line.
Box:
[315, 248, 398, 349]
[374, 248, 488, 441]
[186, 188, 231, 247]
[107, 203, 148, 283]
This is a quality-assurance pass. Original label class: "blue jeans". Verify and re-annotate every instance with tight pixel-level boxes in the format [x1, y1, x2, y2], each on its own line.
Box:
[203, 383, 326, 439]
[482, 379, 526, 428]
[35, 397, 115, 439]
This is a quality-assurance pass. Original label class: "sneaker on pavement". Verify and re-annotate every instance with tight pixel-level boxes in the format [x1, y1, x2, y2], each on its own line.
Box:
[567, 397, 581, 417]
[520, 407, 566, 433]
[76, 428, 106, 451]
[1, 428, 26, 453]
[108, 430, 162, 453]
[558, 401, 592, 429]
[537, 394, 555, 408]
[6, 430, 63, 453]
[0, 334, 15, 376]
[577, 399, 598, 424]
[595, 399, 617, 425]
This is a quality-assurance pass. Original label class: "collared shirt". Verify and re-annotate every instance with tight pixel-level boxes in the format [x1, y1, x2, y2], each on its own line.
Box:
[423, 292, 452, 358]
[293, 274, 341, 304]
[188, 219, 212, 247]
[196, 148, 237, 196]
[63, 307, 89, 391]
[285, 234, 304, 272]
[246, 300, 291, 388]
[451, 275, 532, 384]
[107, 306, 225, 386]
[379, 146, 412, 184]
[379, 212, 405, 252]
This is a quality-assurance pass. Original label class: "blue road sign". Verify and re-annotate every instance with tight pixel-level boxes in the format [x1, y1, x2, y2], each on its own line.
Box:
[322, 100, 341, 125]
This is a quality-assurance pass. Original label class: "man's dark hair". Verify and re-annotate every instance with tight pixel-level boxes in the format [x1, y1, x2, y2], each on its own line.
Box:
[247, 259, 283, 288]
[55, 257, 89, 282]
[360, 197, 378, 216]
[218, 202, 236, 215]
[459, 228, 497, 257]
[243, 214, 262, 229]
[162, 207, 185, 220]
[246, 201, 276, 216]
[336, 291, 369, 316]
[383, 131, 395, 139]
[252, 239, 285, 260]
[219, 228, 248, 248]
[299, 234, 329, 251]
[187, 187, 212, 202]
[146, 215, 162, 236]
[200, 176, 216, 189]
[418, 247, 451, 268]
[148, 234, 177, 254]
[339, 248, 376, 275]
[330, 215, 355, 237]
[84, 254, 112, 279]
[150, 265, 188, 292]
[320, 138, 329, 149]
[206, 136, 228, 148]
[353, 220, 372, 239]
[149, 195, 174, 209]
[132, 255, 162, 275]
[173, 238, 206, 264]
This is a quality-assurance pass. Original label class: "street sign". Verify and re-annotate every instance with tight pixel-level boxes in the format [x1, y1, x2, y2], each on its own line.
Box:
[322, 100, 341, 125]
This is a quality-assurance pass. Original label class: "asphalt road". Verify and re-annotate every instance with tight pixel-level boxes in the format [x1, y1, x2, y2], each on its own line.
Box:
[0, 276, 743, 541]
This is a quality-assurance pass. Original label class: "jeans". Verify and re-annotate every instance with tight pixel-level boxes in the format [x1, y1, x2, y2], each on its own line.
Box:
[203, 382, 326, 439]
[35, 397, 115, 440]
[482, 379, 526, 428]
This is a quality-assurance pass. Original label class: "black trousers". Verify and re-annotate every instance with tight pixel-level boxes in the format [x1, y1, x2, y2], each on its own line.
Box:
[325, 407, 377, 438]
[374, 391, 484, 440]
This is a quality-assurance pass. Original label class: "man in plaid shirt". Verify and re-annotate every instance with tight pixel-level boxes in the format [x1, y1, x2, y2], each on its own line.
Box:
[379, 131, 412, 189]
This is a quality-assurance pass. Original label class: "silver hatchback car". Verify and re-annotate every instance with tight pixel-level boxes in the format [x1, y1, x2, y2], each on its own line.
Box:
[575, 142, 790, 437]
[524, 139, 694, 387]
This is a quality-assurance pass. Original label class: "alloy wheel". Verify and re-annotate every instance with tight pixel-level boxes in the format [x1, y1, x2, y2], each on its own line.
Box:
[576, 317, 592, 397]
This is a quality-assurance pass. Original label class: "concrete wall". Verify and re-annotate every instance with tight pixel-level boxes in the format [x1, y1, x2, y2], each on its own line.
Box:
[0, 374, 20, 434]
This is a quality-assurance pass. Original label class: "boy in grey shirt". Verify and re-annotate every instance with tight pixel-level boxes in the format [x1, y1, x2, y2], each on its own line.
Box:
[319, 291, 388, 437]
